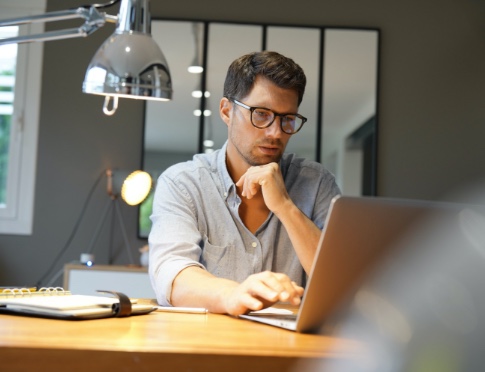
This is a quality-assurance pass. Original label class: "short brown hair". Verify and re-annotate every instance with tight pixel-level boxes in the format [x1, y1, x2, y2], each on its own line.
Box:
[223, 51, 306, 106]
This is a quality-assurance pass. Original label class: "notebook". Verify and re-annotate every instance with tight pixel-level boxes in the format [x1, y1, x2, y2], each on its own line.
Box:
[239, 195, 465, 333]
[0, 287, 155, 319]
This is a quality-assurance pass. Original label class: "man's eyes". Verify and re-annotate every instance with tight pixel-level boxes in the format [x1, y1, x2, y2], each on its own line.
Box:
[254, 109, 272, 119]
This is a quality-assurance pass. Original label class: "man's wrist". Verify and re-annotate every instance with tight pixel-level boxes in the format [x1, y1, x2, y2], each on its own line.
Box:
[210, 277, 239, 314]
[273, 198, 298, 221]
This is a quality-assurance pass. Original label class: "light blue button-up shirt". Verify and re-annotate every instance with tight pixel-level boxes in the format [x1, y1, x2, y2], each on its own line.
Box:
[148, 142, 341, 306]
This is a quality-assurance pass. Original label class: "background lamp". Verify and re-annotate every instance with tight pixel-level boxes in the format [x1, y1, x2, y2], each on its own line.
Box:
[0, 0, 173, 116]
[86, 168, 152, 265]
[187, 22, 204, 74]
[37, 168, 152, 286]
[107, 169, 152, 206]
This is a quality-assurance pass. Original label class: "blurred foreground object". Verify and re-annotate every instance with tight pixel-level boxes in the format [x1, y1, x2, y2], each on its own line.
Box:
[296, 190, 485, 371]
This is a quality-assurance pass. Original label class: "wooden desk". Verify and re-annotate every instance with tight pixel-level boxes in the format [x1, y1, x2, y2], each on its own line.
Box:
[0, 306, 364, 371]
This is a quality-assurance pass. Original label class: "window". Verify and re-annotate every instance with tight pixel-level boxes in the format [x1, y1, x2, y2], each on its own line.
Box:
[0, 1, 46, 234]
[0, 27, 17, 205]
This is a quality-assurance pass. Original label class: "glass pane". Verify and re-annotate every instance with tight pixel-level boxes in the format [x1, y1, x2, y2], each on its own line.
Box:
[204, 23, 263, 153]
[0, 26, 18, 206]
[141, 21, 203, 237]
[141, 22, 380, 237]
[266, 26, 320, 160]
[321, 29, 378, 196]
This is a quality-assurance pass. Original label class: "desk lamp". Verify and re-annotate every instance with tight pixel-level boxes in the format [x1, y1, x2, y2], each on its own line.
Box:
[0, 0, 172, 115]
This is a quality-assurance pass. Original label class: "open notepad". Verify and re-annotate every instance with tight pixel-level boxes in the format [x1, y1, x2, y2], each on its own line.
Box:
[0, 287, 155, 320]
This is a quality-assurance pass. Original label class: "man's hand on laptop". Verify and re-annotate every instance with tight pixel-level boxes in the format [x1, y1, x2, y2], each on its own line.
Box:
[223, 271, 304, 316]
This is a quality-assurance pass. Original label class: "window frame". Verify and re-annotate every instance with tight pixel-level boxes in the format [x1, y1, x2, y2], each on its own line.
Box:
[0, 0, 46, 234]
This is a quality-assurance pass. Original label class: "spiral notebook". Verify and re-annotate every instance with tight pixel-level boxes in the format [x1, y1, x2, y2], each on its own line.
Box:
[0, 287, 155, 320]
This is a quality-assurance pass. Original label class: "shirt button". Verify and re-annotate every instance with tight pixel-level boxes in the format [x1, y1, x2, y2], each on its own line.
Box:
[224, 192, 227, 197]
[251, 242, 257, 248]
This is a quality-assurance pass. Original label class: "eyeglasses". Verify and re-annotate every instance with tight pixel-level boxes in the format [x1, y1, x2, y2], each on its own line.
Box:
[229, 98, 307, 135]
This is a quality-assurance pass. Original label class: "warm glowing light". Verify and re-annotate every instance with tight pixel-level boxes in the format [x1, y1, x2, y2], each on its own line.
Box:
[121, 170, 152, 206]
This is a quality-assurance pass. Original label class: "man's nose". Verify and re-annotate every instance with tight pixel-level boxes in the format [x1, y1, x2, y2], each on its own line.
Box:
[265, 116, 284, 138]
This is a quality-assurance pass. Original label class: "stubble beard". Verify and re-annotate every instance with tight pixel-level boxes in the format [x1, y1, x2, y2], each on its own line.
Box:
[232, 135, 285, 167]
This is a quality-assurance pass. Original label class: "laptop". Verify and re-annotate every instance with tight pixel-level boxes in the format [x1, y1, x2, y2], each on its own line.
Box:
[239, 195, 465, 333]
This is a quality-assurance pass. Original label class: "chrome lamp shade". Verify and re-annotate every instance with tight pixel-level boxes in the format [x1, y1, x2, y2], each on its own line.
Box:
[82, 0, 172, 101]
[0, 0, 173, 115]
[82, 33, 172, 100]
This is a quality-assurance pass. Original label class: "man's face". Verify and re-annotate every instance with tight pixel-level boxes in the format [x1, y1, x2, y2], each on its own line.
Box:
[221, 76, 299, 168]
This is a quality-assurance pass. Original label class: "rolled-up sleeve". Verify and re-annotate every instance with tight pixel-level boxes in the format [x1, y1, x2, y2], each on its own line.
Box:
[148, 172, 205, 306]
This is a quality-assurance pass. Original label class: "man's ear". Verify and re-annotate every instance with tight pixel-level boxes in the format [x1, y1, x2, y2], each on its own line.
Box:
[219, 97, 232, 127]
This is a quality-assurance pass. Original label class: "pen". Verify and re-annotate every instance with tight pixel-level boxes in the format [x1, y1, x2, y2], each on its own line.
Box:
[155, 306, 208, 314]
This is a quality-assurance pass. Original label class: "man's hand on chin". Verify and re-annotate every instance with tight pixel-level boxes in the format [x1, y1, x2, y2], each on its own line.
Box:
[235, 162, 292, 215]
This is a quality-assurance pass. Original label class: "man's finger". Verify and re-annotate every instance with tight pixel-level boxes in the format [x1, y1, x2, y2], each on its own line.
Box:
[247, 280, 280, 302]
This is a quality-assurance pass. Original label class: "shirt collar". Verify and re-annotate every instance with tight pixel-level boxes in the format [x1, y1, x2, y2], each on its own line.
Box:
[215, 141, 235, 201]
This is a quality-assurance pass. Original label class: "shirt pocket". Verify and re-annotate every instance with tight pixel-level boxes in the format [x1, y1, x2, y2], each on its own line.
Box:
[200, 236, 237, 280]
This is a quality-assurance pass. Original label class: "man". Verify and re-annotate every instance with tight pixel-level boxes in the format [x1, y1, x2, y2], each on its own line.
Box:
[149, 51, 340, 316]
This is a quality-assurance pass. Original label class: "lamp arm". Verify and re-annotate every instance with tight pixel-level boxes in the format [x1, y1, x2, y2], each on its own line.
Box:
[0, 7, 117, 45]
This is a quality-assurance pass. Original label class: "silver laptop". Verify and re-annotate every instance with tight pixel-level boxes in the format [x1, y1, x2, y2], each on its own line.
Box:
[239, 195, 465, 333]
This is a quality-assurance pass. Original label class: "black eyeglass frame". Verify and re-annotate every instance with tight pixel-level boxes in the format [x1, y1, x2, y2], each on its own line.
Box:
[227, 97, 307, 135]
